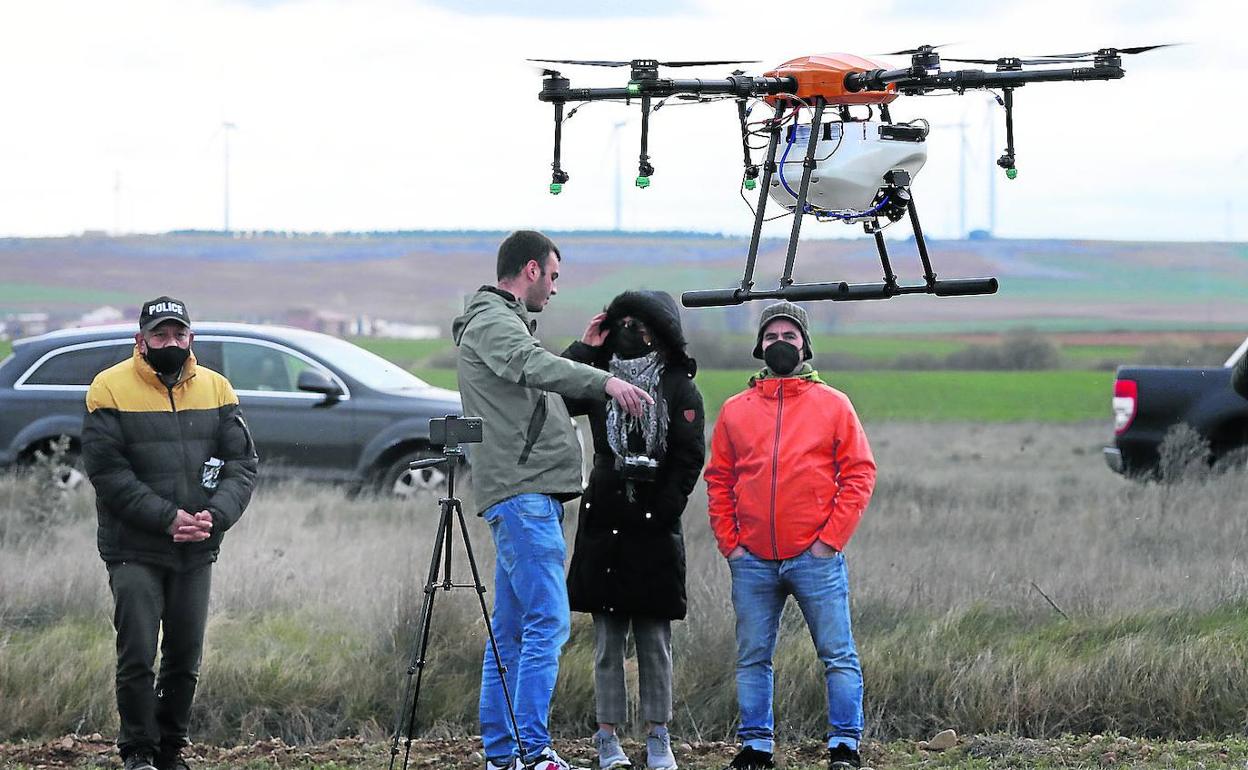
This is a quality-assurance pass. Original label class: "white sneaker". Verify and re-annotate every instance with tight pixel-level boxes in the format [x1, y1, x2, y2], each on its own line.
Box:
[527, 747, 584, 770]
[646, 728, 677, 770]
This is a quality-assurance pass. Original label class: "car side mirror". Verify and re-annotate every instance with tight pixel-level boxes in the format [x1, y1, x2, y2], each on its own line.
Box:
[297, 369, 343, 402]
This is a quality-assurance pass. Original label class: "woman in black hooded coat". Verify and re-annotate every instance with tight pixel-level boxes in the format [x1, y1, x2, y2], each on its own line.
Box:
[562, 290, 705, 770]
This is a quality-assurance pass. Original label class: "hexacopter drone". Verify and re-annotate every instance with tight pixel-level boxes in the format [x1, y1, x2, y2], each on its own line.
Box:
[532, 45, 1169, 307]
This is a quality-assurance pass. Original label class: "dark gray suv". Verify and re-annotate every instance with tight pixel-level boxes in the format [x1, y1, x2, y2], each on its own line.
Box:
[0, 323, 462, 496]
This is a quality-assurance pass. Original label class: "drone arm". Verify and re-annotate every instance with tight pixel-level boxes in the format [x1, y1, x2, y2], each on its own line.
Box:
[637, 96, 654, 186]
[538, 76, 796, 103]
[549, 103, 570, 193]
[846, 64, 1124, 94]
[735, 99, 758, 184]
[998, 88, 1017, 175]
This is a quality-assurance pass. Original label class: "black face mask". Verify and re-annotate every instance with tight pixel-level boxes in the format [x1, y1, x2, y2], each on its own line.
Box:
[763, 340, 801, 376]
[144, 345, 190, 377]
[613, 326, 654, 359]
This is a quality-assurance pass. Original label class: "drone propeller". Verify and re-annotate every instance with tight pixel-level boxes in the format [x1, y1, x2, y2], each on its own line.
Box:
[1024, 43, 1179, 61]
[942, 55, 1086, 66]
[879, 43, 954, 56]
[528, 58, 759, 68]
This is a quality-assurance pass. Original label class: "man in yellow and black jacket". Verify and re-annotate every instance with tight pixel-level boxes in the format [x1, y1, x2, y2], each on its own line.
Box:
[83, 296, 258, 770]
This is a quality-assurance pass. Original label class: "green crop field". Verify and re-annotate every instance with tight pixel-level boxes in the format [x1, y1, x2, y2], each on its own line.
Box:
[0, 340, 11, 359]
[698, 370, 1112, 422]
[413, 368, 1113, 423]
[348, 337, 451, 367]
[0, 282, 142, 312]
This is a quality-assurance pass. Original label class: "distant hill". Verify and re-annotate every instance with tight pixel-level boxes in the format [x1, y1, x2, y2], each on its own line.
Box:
[2, 231, 1244, 338]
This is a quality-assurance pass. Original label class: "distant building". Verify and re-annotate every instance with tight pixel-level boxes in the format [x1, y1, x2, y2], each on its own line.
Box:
[283, 308, 354, 337]
[369, 319, 441, 340]
[281, 308, 441, 339]
[78, 306, 126, 327]
[4, 312, 50, 339]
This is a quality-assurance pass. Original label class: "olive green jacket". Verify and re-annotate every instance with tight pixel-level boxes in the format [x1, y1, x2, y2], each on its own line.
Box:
[452, 287, 611, 514]
[1233, 349, 1248, 400]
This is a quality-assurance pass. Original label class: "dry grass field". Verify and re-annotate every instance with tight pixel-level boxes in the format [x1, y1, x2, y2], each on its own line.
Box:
[3, 421, 1247, 765]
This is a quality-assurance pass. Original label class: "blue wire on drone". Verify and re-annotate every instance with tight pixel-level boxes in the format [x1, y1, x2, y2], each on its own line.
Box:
[779, 123, 895, 220]
[778, 129, 800, 201]
[815, 195, 892, 221]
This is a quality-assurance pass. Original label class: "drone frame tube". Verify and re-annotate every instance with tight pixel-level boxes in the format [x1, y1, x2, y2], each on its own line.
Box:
[681, 178, 999, 308]
[780, 98, 827, 287]
[740, 101, 787, 293]
[844, 63, 1125, 94]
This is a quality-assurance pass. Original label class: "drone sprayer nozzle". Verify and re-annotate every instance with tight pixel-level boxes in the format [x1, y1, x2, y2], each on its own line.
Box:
[549, 183, 564, 195]
[1006, 168, 1018, 179]
[636, 176, 651, 188]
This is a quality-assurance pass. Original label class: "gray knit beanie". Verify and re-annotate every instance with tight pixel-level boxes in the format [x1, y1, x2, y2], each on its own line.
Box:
[752, 301, 812, 360]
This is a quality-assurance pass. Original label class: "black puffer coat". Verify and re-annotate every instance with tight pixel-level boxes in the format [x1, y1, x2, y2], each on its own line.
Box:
[564, 291, 706, 620]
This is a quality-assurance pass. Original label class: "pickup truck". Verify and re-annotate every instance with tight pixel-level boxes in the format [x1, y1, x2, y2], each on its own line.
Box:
[1104, 336, 1248, 477]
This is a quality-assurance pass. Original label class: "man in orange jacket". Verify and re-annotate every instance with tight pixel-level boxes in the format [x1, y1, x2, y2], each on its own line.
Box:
[705, 301, 876, 770]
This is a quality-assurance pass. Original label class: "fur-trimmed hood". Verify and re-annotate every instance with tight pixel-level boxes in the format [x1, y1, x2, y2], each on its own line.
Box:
[601, 290, 695, 376]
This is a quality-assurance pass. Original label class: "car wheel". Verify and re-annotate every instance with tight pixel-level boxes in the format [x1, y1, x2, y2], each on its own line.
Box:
[27, 438, 86, 491]
[378, 449, 447, 498]
[54, 450, 87, 491]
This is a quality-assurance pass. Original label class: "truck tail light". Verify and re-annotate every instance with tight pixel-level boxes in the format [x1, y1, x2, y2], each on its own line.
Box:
[1112, 379, 1138, 435]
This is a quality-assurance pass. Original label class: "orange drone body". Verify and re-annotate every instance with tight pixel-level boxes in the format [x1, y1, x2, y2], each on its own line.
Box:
[765, 53, 900, 106]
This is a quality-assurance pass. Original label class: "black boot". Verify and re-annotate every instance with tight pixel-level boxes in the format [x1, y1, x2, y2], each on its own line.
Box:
[827, 744, 861, 770]
[724, 747, 774, 770]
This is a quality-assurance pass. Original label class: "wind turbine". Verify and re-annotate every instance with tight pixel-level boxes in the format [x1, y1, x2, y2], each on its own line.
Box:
[221, 121, 237, 232]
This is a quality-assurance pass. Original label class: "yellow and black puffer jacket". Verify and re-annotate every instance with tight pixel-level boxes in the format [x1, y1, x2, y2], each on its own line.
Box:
[83, 347, 259, 570]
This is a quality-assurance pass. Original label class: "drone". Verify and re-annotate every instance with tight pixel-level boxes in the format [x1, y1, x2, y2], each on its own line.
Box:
[531, 45, 1170, 308]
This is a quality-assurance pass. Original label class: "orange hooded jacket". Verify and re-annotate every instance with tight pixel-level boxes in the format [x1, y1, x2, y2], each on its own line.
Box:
[704, 375, 876, 559]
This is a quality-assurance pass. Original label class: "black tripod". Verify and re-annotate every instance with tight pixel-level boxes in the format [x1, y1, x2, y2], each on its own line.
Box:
[389, 419, 526, 770]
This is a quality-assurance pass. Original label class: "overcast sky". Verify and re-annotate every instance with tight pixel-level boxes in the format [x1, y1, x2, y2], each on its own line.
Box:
[1, 0, 1244, 241]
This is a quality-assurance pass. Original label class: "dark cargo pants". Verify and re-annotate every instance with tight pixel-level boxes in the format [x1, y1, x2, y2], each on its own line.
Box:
[107, 561, 212, 758]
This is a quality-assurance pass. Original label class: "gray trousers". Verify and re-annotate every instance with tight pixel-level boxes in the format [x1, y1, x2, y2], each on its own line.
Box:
[593, 613, 673, 725]
[107, 561, 212, 758]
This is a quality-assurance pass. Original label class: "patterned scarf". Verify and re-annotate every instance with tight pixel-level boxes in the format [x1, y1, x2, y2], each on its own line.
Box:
[606, 351, 668, 464]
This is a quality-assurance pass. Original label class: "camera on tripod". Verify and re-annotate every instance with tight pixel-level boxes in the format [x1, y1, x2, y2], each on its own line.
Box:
[428, 415, 483, 451]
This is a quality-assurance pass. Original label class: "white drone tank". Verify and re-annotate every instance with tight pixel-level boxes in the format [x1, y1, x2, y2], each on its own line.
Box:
[766, 120, 928, 214]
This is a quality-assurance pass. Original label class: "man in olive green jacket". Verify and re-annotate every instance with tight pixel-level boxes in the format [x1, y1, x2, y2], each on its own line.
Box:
[1233, 347, 1247, 400]
[452, 230, 651, 770]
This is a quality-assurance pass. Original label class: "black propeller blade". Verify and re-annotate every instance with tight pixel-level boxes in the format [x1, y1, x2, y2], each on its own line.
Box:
[943, 56, 1087, 66]
[530, 58, 632, 67]
[528, 58, 758, 68]
[1028, 43, 1179, 60]
[880, 43, 953, 56]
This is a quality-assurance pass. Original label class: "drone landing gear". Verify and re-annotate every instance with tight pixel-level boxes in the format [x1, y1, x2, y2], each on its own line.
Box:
[681, 102, 998, 308]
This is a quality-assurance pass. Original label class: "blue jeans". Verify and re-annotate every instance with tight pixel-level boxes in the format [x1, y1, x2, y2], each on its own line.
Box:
[479, 493, 571, 764]
[728, 549, 863, 752]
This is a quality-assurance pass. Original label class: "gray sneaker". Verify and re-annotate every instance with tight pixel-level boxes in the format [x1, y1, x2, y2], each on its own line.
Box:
[594, 731, 632, 770]
[645, 728, 677, 770]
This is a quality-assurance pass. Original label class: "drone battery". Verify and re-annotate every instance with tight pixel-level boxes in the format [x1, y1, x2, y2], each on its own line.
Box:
[769, 120, 928, 214]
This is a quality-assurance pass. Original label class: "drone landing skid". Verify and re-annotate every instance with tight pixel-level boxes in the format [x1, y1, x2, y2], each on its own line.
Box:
[679, 98, 998, 309]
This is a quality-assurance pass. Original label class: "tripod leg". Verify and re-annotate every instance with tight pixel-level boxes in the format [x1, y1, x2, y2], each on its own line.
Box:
[388, 501, 453, 770]
[455, 500, 528, 763]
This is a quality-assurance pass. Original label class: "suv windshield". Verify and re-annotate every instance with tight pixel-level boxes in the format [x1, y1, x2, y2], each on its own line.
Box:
[309, 335, 433, 391]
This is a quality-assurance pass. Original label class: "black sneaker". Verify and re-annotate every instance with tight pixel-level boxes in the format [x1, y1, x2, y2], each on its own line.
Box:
[827, 744, 861, 770]
[156, 747, 191, 770]
[123, 750, 158, 770]
[725, 747, 774, 770]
